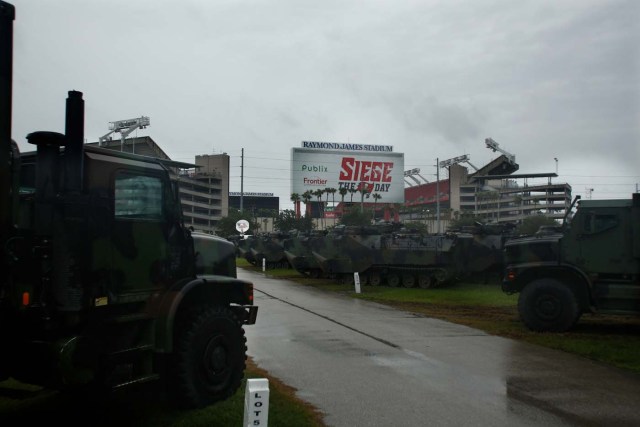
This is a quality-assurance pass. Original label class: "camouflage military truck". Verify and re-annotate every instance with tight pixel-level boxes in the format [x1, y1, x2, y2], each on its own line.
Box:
[0, 2, 257, 409]
[502, 194, 640, 332]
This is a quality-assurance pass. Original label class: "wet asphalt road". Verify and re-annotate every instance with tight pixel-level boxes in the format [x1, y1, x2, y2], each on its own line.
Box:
[239, 269, 640, 427]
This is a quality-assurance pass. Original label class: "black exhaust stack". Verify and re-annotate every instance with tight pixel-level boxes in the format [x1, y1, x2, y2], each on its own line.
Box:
[0, 1, 15, 240]
[64, 90, 84, 192]
[26, 131, 64, 235]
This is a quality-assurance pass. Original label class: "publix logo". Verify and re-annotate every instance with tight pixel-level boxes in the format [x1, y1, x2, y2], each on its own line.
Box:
[301, 164, 328, 172]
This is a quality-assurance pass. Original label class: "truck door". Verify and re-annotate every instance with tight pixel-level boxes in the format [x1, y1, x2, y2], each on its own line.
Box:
[577, 209, 628, 275]
[110, 170, 170, 300]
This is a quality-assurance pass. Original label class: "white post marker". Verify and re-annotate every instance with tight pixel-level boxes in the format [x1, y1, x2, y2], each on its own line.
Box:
[243, 378, 270, 427]
[262, 257, 266, 272]
[354, 272, 361, 294]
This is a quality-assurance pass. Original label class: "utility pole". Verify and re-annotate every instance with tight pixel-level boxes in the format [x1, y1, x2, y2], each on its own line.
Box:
[240, 148, 244, 212]
[436, 158, 440, 234]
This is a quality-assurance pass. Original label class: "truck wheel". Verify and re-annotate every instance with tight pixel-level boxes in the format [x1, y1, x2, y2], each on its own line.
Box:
[368, 272, 382, 286]
[402, 273, 416, 288]
[386, 273, 401, 287]
[518, 279, 579, 332]
[340, 273, 355, 285]
[170, 306, 247, 408]
[417, 274, 432, 289]
[433, 269, 449, 286]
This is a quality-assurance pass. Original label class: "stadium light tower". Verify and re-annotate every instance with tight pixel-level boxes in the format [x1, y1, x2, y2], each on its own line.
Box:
[439, 154, 478, 171]
[99, 116, 150, 153]
[403, 168, 428, 186]
[485, 138, 516, 165]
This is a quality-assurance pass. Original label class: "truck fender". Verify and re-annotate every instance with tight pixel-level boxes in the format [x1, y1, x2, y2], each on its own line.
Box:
[147, 276, 255, 353]
[519, 264, 593, 310]
[551, 264, 596, 310]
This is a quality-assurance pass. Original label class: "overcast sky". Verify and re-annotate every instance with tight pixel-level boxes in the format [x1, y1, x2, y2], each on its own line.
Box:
[9, 0, 640, 211]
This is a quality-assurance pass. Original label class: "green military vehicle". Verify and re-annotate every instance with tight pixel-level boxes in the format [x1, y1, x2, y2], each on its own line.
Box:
[283, 229, 327, 278]
[502, 193, 639, 332]
[249, 231, 292, 269]
[0, 1, 257, 408]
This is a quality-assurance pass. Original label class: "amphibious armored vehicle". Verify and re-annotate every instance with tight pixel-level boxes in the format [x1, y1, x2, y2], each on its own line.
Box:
[310, 222, 512, 288]
[283, 229, 328, 278]
[249, 231, 292, 269]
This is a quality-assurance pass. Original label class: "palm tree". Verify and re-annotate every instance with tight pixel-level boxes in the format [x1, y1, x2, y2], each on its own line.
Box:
[323, 187, 331, 206]
[302, 190, 313, 217]
[372, 192, 382, 221]
[313, 189, 325, 229]
[358, 183, 371, 213]
[324, 187, 336, 228]
[337, 187, 348, 218]
[339, 187, 348, 204]
[348, 188, 357, 203]
[327, 187, 337, 207]
[290, 193, 300, 219]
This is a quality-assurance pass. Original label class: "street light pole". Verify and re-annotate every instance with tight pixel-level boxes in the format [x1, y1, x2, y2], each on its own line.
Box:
[436, 158, 440, 234]
[554, 157, 558, 174]
[586, 187, 594, 200]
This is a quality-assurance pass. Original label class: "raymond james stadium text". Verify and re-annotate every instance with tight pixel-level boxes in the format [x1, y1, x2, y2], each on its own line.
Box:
[302, 141, 393, 152]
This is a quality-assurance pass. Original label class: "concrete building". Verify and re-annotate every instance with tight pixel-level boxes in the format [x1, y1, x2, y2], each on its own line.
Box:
[179, 154, 229, 233]
[92, 136, 571, 233]
[402, 154, 572, 226]
[228, 193, 279, 214]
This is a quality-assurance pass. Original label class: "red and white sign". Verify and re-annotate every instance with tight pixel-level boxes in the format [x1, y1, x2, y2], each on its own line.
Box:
[290, 147, 404, 203]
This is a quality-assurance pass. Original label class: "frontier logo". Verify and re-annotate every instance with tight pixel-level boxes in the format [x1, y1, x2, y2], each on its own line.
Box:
[303, 177, 327, 186]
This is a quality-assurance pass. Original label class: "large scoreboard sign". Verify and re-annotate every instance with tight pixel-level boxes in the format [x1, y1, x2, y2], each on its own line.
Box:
[291, 143, 405, 203]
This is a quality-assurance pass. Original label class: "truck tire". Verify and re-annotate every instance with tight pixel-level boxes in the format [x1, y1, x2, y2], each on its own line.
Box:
[170, 305, 247, 408]
[417, 274, 432, 289]
[518, 279, 580, 332]
[402, 273, 416, 288]
[386, 272, 401, 287]
[339, 273, 355, 285]
[368, 271, 382, 286]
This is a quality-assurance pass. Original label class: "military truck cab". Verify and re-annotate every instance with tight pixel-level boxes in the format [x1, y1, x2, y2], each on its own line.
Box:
[502, 193, 640, 332]
[0, 2, 257, 409]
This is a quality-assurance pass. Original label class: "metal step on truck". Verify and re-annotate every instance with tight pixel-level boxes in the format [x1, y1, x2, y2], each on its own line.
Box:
[0, 1, 257, 408]
[502, 193, 639, 332]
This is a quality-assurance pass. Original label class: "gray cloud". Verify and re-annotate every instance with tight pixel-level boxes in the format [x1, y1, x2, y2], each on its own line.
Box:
[9, 0, 639, 206]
